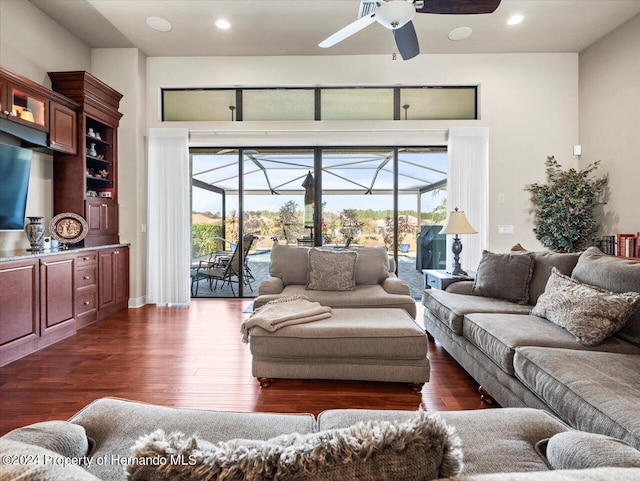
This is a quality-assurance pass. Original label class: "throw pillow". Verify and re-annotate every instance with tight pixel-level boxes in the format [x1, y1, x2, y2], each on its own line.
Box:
[545, 431, 640, 470]
[306, 248, 357, 291]
[268, 243, 310, 286]
[532, 268, 640, 346]
[351, 246, 390, 285]
[572, 246, 640, 347]
[472, 250, 535, 304]
[2, 420, 91, 459]
[127, 412, 463, 481]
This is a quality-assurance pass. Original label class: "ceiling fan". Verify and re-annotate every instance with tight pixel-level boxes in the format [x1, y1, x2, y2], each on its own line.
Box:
[319, 0, 502, 61]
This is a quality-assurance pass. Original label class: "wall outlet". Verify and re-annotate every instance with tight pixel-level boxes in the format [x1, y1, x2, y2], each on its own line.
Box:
[141, 223, 147, 233]
[498, 225, 514, 234]
[498, 194, 505, 204]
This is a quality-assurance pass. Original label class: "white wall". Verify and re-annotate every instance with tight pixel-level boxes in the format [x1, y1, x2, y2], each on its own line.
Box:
[148, 53, 579, 253]
[91, 48, 147, 305]
[579, 14, 640, 237]
[0, 0, 90, 250]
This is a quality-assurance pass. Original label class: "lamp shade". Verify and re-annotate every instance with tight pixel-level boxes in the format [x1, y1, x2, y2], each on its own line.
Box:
[440, 208, 477, 235]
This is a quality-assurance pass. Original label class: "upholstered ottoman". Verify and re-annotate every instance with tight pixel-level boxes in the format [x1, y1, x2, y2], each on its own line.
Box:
[249, 308, 430, 391]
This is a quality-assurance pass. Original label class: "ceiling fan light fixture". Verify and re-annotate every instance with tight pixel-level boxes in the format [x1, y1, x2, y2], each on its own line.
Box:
[375, 1, 416, 29]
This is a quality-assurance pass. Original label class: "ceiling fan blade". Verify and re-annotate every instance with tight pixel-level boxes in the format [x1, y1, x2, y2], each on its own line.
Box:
[393, 21, 419, 60]
[319, 13, 376, 48]
[416, 0, 501, 14]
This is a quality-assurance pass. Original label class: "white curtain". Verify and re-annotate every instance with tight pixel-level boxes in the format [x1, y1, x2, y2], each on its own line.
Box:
[446, 127, 489, 272]
[147, 128, 191, 306]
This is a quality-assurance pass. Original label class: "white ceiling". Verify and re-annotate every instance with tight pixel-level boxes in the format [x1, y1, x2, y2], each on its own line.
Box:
[30, 0, 640, 58]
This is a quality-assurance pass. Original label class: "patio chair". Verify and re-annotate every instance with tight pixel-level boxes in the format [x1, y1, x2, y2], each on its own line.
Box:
[198, 235, 257, 295]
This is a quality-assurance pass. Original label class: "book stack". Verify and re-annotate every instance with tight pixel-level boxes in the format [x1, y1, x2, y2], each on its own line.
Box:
[601, 236, 616, 255]
[616, 233, 639, 258]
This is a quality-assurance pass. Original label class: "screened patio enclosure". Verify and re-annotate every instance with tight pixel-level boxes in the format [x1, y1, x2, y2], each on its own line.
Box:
[191, 147, 448, 299]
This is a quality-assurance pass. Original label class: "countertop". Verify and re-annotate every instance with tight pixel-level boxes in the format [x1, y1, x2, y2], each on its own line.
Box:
[0, 243, 130, 263]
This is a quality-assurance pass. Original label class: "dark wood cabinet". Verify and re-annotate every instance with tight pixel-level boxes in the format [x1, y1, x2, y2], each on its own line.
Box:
[98, 246, 129, 316]
[0, 259, 39, 366]
[39, 255, 76, 343]
[75, 251, 98, 329]
[85, 199, 118, 242]
[0, 66, 79, 152]
[49, 71, 123, 246]
[49, 100, 77, 154]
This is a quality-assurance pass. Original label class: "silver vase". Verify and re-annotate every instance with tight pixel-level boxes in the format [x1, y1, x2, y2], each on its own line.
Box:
[25, 216, 45, 251]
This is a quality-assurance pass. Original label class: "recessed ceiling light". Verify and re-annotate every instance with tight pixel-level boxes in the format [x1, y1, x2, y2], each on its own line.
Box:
[448, 26, 473, 41]
[215, 19, 231, 30]
[146, 16, 172, 32]
[507, 14, 524, 26]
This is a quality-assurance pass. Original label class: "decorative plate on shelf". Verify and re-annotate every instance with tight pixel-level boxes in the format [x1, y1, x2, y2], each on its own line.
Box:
[49, 213, 89, 245]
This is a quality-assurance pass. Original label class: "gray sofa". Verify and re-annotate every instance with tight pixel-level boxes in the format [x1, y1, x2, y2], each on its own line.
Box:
[254, 243, 417, 319]
[422, 246, 640, 449]
[2, 397, 640, 480]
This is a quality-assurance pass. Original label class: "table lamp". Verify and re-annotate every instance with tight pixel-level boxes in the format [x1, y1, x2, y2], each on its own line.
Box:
[440, 207, 477, 276]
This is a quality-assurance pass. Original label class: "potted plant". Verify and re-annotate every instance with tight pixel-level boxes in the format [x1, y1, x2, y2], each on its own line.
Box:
[525, 156, 607, 253]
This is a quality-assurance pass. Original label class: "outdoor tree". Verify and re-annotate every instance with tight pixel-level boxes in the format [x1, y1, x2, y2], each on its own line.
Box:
[339, 209, 363, 243]
[277, 200, 303, 243]
[525, 156, 607, 253]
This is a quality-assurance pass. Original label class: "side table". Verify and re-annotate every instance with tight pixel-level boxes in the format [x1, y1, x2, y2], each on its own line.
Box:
[423, 269, 475, 291]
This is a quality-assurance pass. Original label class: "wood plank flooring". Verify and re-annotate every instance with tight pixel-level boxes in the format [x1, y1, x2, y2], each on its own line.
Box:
[0, 300, 489, 435]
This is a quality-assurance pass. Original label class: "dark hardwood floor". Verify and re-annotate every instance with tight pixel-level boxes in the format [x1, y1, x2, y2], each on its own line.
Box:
[0, 300, 490, 435]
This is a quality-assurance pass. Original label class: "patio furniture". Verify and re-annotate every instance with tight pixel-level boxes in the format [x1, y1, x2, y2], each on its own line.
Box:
[198, 235, 257, 295]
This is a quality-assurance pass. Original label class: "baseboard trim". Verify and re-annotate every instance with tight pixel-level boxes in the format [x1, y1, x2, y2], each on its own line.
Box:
[128, 296, 146, 308]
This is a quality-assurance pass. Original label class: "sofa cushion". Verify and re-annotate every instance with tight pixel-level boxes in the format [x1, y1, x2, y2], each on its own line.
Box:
[2, 420, 90, 459]
[529, 251, 582, 304]
[260, 284, 417, 319]
[422, 290, 531, 335]
[462, 313, 640, 375]
[514, 347, 640, 449]
[472, 251, 535, 304]
[127, 412, 463, 481]
[250, 308, 427, 360]
[349, 246, 390, 284]
[572, 247, 640, 346]
[68, 397, 315, 481]
[269, 243, 310, 286]
[545, 431, 640, 470]
[0, 438, 101, 481]
[532, 268, 640, 346]
[318, 408, 569, 476]
[307, 248, 357, 291]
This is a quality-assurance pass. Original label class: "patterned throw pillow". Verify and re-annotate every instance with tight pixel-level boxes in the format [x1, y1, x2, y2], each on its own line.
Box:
[306, 248, 358, 291]
[532, 268, 640, 346]
[127, 412, 463, 481]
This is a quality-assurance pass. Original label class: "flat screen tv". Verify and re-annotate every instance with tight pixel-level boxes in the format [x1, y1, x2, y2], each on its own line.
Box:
[0, 143, 32, 231]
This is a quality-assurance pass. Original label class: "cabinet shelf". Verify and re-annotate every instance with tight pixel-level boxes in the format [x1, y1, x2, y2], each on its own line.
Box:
[86, 155, 112, 165]
[85, 135, 112, 147]
[86, 175, 111, 183]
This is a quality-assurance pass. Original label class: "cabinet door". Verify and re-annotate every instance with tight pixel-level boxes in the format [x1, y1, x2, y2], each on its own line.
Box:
[40, 256, 75, 333]
[49, 101, 77, 154]
[0, 260, 39, 348]
[115, 247, 129, 305]
[98, 249, 116, 310]
[7, 82, 48, 131]
[85, 199, 118, 236]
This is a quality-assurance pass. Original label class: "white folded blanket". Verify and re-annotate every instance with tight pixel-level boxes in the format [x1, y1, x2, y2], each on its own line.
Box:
[241, 295, 332, 343]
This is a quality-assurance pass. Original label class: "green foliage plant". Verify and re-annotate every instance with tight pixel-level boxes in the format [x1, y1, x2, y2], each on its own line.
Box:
[525, 156, 607, 253]
[191, 223, 223, 258]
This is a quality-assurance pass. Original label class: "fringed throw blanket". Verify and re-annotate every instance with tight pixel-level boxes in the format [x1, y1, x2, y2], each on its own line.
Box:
[241, 295, 332, 343]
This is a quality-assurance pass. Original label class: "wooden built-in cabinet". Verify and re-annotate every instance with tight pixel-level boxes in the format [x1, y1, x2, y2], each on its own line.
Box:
[0, 245, 129, 367]
[49, 71, 123, 247]
[0, 66, 78, 154]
